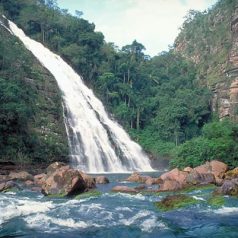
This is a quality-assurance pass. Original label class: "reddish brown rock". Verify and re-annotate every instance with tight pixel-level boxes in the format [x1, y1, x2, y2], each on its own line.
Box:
[126, 172, 149, 183]
[46, 162, 68, 175]
[194, 160, 228, 179]
[95, 176, 109, 184]
[145, 177, 162, 186]
[215, 177, 224, 186]
[79, 172, 96, 189]
[194, 163, 210, 174]
[42, 166, 86, 196]
[8, 171, 33, 181]
[158, 168, 188, 191]
[210, 160, 228, 178]
[0, 175, 9, 182]
[31, 186, 42, 192]
[25, 180, 34, 186]
[34, 173, 46, 180]
[158, 180, 182, 191]
[112, 185, 137, 193]
[34, 173, 47, 186]
[160, 169, 188, 185]
[135, 185, 146, 190]
[186, 170, 215, 185]
[183, 167, 193, 173]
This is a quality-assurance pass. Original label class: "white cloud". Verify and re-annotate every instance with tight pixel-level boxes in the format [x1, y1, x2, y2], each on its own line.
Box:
[58, 0, 218, 56]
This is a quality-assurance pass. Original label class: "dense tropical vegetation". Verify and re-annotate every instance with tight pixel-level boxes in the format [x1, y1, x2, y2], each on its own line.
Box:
[0, 0, 237, 168]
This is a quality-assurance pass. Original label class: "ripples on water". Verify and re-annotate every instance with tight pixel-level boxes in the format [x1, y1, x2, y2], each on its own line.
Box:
[1, 173, 238, 238]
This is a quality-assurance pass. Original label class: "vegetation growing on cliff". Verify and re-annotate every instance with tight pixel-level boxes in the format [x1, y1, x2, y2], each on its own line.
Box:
[175, 0, 236, 86]
[0, 15, 68, 163]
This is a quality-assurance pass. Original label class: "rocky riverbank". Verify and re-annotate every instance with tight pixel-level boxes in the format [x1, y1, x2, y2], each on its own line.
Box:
[0, 162, 109, 197]
[1, 160, 238, 198]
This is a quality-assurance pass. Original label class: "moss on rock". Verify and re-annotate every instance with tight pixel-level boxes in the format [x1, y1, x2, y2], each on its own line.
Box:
[155, 194, 198, 211]
[74, 190, 102, 200]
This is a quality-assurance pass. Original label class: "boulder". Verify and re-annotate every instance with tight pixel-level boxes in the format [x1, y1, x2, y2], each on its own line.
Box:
[8, 171, 33, 181]
[0, 181, 20, 192]
[194, 162, 210, 174]
[126, 172, 149, 183]
[31, 186, 42, 192]
[158, 168, 189, 191]
[0, 175, 9, 182]
[34, 173, 46, 180]
[186, 170, 215, 185]
[158, 180, 182, 191]
[42, 166, 86, 196]
[216, 178, 238, 196]
[194, 160, 228, 178]
[160, 168, 187, 183]
[215, 177, 224, 186]
[79, 172, 96, 189]
[134, 185, 146, 191]
[34, 173, 47, 185]
[210, 160, 228, 178]
[183, 167, 193, 173]
[145, 177, 162, 186]
[112, 186, 137, 194]
[225, 167, 238, 180]
[95, 176, 109, 184]
[46, 162, 68, 175]
[25, 180, 34, 186]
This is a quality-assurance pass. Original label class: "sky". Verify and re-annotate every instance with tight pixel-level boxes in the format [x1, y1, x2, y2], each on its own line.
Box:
[57, 0, 218, 56]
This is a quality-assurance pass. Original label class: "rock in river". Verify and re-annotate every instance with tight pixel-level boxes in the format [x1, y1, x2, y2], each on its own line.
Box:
[42, 166, 87, 196]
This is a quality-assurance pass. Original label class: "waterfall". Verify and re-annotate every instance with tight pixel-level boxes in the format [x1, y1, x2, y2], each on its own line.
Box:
[8, 19, 154, 173]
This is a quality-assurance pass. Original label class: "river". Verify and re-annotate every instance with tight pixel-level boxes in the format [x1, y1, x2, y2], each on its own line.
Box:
[1, 173, 238, 238]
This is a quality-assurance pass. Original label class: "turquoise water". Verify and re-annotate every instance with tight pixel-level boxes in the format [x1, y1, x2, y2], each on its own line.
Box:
[1, 173, 238, 238]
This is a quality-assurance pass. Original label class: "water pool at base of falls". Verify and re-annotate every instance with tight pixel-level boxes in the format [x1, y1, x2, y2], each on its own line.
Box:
[1, 173, 238, 238]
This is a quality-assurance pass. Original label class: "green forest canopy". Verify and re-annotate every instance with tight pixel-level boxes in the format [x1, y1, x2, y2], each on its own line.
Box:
[0, 0, 237, 168]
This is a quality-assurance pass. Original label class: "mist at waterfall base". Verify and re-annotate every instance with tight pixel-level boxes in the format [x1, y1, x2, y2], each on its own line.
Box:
[7, 18, 153, 173]
[1, 173, 238, 238]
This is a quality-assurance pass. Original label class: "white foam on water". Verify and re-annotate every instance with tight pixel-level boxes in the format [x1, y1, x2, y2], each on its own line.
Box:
[25, 213, 102, 230]
[115, 207, 133, 212]
[140, 215, 166, 233]
[120, 181, 130, 184]
[192, 196, 206, 201]
[106, 192, 146, 201]
[214, 207, 238, 214]
[120, 210, 151, 226]
[0, 199, 54, 226]
[4, 191, 17, 195]
[78, 203, 104, 214]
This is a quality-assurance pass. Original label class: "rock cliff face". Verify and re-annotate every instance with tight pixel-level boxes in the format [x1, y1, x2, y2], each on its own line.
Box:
[175, 1, 238, 120]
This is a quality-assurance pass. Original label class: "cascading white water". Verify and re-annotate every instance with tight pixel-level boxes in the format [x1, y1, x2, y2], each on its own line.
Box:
[8, 19, 154, 173]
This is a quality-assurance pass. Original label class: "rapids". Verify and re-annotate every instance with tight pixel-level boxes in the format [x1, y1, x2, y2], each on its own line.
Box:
[1, 173, 238, 238]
